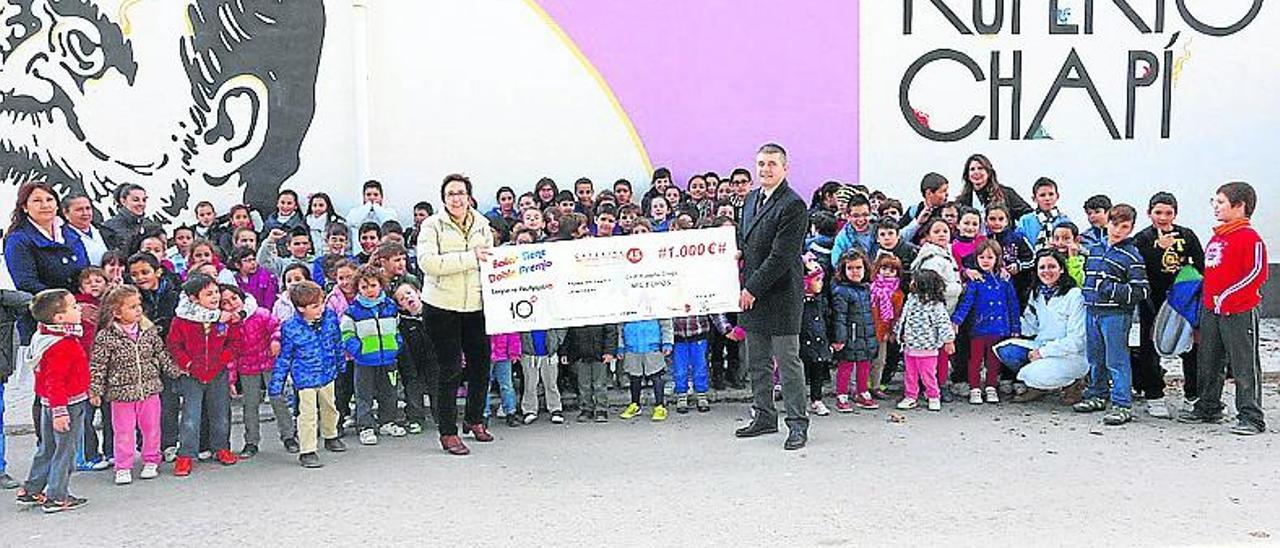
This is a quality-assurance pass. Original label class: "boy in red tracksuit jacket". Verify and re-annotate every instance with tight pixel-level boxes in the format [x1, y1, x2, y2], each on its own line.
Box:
[1179, 182, 1269, 435]
[15, 289, 91, 513]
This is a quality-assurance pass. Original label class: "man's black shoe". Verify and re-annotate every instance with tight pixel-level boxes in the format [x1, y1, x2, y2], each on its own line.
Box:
[735, 419, 778, 438]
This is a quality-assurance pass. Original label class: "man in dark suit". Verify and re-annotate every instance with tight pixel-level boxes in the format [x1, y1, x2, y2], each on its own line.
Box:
[734, 143, 810, 450]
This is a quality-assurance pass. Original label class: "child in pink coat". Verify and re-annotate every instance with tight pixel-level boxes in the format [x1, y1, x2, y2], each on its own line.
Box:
[488, 333, 522, 428]
[221, 285, 296, 457]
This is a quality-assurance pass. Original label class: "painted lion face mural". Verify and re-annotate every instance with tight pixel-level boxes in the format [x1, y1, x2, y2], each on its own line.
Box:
[0, 0, 324, 223]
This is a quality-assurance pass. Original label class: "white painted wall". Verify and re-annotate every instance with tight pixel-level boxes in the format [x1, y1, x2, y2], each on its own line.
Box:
[860, 0, 1279, 245]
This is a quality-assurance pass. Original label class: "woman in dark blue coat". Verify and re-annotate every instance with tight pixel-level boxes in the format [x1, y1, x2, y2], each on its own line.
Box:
[4, 181, 89, 342]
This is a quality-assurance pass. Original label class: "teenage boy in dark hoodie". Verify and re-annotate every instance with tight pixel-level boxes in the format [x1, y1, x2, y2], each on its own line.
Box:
[1131, 192, 1204, 419]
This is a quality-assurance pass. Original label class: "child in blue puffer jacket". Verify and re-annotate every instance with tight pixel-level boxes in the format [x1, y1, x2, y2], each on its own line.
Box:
[617, 318, 674, 422]
[951, 240, 1021, 405]
[340, 265, 403, 445]
[270, 281, 347, 468]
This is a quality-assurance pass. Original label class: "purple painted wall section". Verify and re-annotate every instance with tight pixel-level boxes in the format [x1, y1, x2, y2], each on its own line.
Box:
[537, 0, 859, 198]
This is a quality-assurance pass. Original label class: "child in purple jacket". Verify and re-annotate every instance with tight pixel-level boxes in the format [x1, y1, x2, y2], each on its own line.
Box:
[230, 246, 279, 311]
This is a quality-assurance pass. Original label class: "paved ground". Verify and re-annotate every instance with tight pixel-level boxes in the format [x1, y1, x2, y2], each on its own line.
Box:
[2, 381, 1279, 546]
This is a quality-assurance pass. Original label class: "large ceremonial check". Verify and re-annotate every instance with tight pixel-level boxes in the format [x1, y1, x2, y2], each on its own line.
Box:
[480, 226, 742, 334]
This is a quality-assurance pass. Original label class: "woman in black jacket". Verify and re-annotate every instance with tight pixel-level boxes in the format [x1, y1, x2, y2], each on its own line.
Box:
[955, 154, 1033, 221]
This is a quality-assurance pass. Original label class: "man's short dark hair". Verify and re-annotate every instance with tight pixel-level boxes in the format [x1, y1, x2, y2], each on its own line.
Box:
[555, 190, 575, 203]
[574, 177, 593, 189]
[1217, 182, 1257, 217]
[595, 203, 618, 220]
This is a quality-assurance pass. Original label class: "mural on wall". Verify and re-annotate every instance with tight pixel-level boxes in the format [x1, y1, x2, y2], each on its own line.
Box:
[0, 0, 325, 223]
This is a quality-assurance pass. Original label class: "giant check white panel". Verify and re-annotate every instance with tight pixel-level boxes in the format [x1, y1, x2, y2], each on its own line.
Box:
[480, 227, 742, 334]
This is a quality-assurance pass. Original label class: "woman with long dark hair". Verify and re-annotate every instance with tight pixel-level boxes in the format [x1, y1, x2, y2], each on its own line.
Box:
[955, 154, 1032, 220]
[4, 182, 89, 318]
[416, 174, 495, 455]
[996, 250, 1088, 403]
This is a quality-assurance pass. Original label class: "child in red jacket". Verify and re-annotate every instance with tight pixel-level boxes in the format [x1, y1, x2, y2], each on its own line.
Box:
[1179, 182, 1269, 435]
[15, 289, 91, 513]
[166, 273, 241, 476]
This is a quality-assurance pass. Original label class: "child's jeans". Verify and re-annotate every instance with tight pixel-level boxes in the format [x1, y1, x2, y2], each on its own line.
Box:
[297, 382, 339, 455]
[521, 355, 561, 414]
[903, 350, 941, 400]
[239, 372, 297, 444]
[25, 401, 86, 501]
[574, 360, 609, 413]
[111, 395, 161, 471]
[1084, 308, 1134, 408]
[671, 338, 710, 395]
[967, 335, 1003, 390]
[484, 359, 517, 418]
[836, 360, 872, 396]
[354, 365, 399, 430]
[160, 377, 181, 450]
[176, 372, 232, 458]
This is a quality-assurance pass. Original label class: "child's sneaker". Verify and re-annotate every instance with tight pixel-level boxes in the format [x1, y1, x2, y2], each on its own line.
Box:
[214, 449, 239, 466]
[140, 464, 159, 480]
[854, 393, 879, 410]
[197, 450, 213, 461]
[896, 398, 918, 410]
[696, 394, 711, 413]
[0, 473, 18, 490]
[835, 394, 854, 413]
[283, 437, 301, 453]
[341, 415, 356, 429]
[676, 395, 690, 414]
[378, 423, 407, 437]
[238, 443, 259, 459]
[173, 456, 193, 477]
[969, 388, 984, 405]
[162, 446, 178, 463]
[114, 469, 132, 485]
[407, 422, 424, 435]
[927, 398, 942, 411]
[985, 387, 1000, 404]
[1072, 398, 1108, 413]
[810, 399, 831, 416]
[15, 489, 47, 507]
[41, 496, 88, 514]
[594, 410, 609, 423]
[550, 411, 566, 424]
[620, 403, 641, 420]
[1102, 407, 1132, 426]
[651, 405, 668, 422]
[1145, 399, 1171, 419]
[522, 413, 538, 425]
[358, 429, 378, 445]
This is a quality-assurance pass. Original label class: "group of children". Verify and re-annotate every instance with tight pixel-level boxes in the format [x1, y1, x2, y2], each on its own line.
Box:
[5, 166, 1269, 514]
